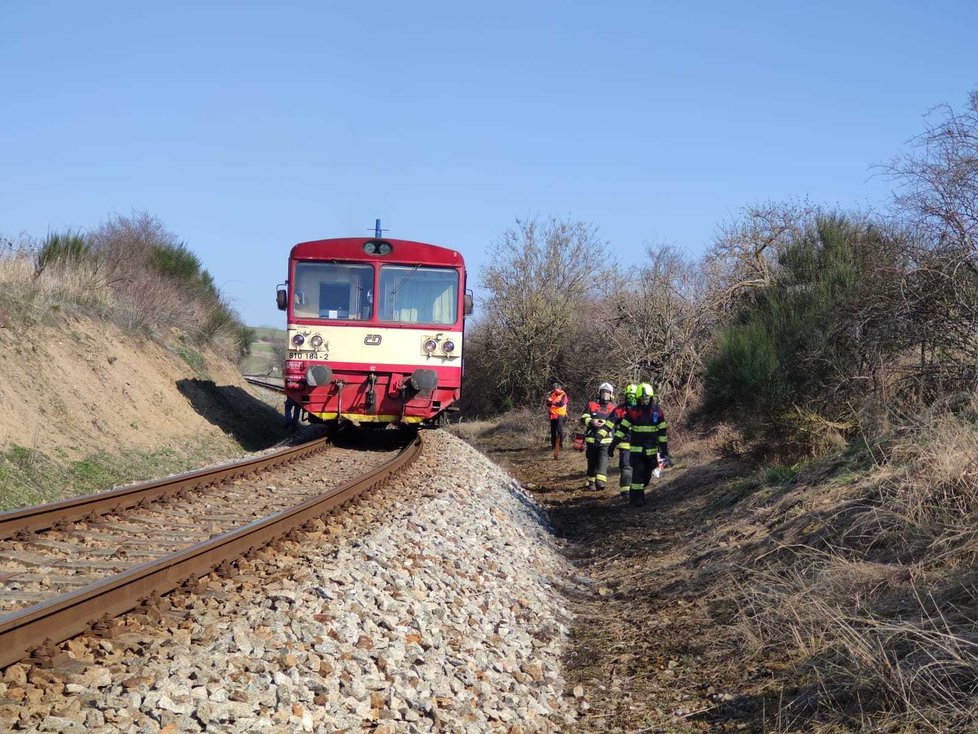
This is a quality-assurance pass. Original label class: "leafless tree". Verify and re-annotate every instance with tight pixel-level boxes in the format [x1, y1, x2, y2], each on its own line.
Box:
[468, 216, 612, 410]
[882, 91, 978, 399]
[704, 200, 818, 314]
[600, 244, 710, 418]
[886, 90, 978, 260]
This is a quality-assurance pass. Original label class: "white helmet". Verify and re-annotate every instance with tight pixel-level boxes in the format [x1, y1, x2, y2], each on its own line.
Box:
[598, 382, 614, 394]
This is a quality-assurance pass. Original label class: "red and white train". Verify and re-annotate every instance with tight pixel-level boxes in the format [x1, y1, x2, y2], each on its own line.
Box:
[277, 232, 470, 426]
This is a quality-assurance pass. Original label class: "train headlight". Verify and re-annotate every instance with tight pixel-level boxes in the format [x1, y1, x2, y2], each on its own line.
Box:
[422, 338, 438, 353]
[310, 334, 323, 348]
[442, 339, 456, 354]
[291, 334, 305, 347]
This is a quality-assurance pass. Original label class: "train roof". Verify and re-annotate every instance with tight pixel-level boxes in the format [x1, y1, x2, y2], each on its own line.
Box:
[290, 238, 464, 267]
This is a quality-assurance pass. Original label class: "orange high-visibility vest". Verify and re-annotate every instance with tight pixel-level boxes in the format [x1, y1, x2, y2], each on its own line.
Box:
[546, 389, 568, 419]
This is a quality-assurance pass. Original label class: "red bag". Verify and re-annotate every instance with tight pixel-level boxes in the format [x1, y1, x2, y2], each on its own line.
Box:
[572, 432, 586, 451]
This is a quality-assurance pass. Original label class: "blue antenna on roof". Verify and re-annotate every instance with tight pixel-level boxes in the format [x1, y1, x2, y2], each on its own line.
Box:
[370, 219, 388, 238]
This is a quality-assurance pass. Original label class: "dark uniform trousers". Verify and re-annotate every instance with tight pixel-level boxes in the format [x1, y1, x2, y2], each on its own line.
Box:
[585, 443, 610, 489]
[550, 417, 566, 448]
[630, 448, 659, 496]
[617, 447, 633, 492]
[608, 402, 668, 506]
[581, 398, 614, 489]
[604, 401, 634, 495]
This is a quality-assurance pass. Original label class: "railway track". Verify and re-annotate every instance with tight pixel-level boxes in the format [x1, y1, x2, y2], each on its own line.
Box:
[0, 430, 421, 670]
[243, 374, 285, 392]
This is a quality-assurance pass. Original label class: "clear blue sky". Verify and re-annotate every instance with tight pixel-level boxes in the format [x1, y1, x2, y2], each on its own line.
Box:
[3, 1, 976, 327]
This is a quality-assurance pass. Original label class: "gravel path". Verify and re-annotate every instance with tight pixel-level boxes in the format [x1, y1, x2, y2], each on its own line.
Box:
[0, 431, 576, 733]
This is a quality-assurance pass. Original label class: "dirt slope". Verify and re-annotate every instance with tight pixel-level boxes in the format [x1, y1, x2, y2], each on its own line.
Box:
[0, 312, 288, 500]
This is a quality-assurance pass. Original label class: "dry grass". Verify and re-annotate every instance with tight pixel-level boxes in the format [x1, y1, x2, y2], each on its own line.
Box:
[0, 248, 112, 324]
[449, 407, 541, 443]
[0, 219, 247, 360]
[461, 402, 978, 731]
[726, 399, 978, 732]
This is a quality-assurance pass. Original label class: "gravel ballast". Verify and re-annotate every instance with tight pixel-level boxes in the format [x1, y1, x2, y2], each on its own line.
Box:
[0, 431, 576, 733]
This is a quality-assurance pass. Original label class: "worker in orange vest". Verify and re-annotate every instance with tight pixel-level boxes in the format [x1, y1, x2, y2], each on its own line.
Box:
[545, 382, 569, 460]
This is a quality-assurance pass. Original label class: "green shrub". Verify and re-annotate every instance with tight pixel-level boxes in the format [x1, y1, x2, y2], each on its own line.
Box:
[236, 324, 257, 359]
[197, 303, 234, 343]
[763, 463, 800, 485]
[149, 242, 219, 300]
[35, 232, 91, 275]
[699, 215, 906, 455]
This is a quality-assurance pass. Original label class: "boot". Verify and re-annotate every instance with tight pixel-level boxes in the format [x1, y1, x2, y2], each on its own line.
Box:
[553, 443, 560, 460]
[619, 491, 629, 503]
[629, 489, 641, 506]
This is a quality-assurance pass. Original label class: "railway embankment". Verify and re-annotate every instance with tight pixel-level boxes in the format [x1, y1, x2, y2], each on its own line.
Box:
[0, 313, 289, 511]
[1, 432, 578, 733]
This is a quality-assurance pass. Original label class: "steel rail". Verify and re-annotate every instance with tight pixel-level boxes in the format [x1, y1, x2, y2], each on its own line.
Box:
[0, 438, 328, 541]
[0, 433, 421, 669]
[243, 375, 285, 392]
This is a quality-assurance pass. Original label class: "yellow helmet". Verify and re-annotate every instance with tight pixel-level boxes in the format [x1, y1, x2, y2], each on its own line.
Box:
[624, 383, 638, 398]
[638, 383, 654, 399]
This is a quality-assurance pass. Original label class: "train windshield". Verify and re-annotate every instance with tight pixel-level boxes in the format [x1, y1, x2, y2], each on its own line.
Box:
[292, 262, 374, 320]
[378, 265, 458, 325]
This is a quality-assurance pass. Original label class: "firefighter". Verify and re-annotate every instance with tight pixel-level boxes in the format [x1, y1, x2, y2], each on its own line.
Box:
[614, 383, 669, 506]
[580, 382, 615, 490]
[605, 383, 639, 501]
[545, 382, 569, 460]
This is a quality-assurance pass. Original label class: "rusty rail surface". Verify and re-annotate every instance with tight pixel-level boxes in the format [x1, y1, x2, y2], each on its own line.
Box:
[0, 433, 421, 669]
[0, 438, 328, 541]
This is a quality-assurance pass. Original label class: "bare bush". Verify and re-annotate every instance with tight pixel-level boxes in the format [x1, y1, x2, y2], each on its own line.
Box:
[881, 90, 978, 404]
[705, 200, 818, 314]
[1, 214, 249, 361]
[601, 243, 711, 417]
[463, 216, 612, 414]
[887, 90, 978, 260]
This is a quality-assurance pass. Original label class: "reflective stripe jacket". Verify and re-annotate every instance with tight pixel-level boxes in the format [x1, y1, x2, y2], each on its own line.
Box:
[546, 389, 568, 419]
[608, 402, 668, 453]
[580, 399, 615, 444]
[605, 400, 635, 451]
